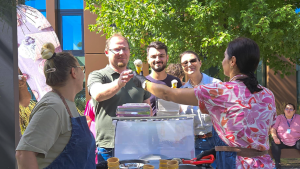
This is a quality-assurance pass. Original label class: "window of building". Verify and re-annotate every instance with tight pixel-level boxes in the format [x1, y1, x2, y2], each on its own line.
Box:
[25, 0, 46, 17]
[60, 0, 83, 9]
[58, 0, 84, 56]
[62, 16, 83, 51]
[58, 0, 85, 106]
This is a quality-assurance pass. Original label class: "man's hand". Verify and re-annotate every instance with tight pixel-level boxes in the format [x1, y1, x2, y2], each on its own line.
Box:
[274, 137, 281, 144]
[118, 70, 134, 87]
[196, 148, 216, 160]
[132, 71, 148, 88]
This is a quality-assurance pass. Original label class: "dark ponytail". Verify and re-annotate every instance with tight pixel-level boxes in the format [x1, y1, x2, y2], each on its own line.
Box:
[238, 72, 262, 93]
[227, 37, 262, 94]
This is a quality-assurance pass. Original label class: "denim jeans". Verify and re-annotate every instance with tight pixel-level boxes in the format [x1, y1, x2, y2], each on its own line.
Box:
[212, 127, 236, 169]
[97, 147, 114, 163]
[195, 137, 216, 168]
[195, 137, 215, 156]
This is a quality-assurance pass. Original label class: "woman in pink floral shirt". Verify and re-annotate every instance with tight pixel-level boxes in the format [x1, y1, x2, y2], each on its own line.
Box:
[132, 37, 276, 169]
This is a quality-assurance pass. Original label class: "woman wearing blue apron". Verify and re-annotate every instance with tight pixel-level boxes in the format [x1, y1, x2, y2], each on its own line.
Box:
[44, 90, 96, 169]
[16, 43, 96, 169]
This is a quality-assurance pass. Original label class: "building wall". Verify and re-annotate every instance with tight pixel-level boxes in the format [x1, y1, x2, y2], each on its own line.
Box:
[83, 6, 107, 101]
[267, 61, 297, 111]
[46, 0, 57, 34]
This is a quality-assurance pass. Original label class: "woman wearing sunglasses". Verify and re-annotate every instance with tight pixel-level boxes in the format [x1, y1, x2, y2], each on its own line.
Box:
[179, 51, 220, 168]
[270, 103, 300, 169]
[16, 42, 94, 169]
[133, 37, 276, 168]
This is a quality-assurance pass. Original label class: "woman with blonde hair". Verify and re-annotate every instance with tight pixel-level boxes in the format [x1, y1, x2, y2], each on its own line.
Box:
[16, 43, 95, 169]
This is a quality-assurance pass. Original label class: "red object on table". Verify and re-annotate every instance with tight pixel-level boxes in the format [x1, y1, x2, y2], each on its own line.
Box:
[181, 155, 215, 165]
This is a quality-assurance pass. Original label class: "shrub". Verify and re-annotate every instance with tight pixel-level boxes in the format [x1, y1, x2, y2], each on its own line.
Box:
[75, 97, 86, 116]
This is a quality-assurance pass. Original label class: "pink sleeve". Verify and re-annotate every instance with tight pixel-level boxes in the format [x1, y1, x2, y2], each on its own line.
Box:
[84, 100, 95, 121]
[84, 100, 90, 116]
[272, 115, 281, 130]
[194, 83, 221, 114]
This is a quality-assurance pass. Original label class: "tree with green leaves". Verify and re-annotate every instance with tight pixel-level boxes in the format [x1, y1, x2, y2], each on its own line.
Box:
[85, 0, 300, 78]
[0, 0, 28, 27]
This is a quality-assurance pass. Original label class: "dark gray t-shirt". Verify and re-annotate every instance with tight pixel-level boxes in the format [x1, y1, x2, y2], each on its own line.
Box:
[87, 65, 151, 148]
[146, 74, 182, 115]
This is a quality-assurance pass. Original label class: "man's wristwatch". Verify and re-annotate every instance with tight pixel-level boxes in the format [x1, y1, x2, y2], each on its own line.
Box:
[142, 80, 149, 90]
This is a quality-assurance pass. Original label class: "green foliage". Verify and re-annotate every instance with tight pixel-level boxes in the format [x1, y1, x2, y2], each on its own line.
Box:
[77, 42, 83, 48]
[0, 0, 31, 28]
[85, 0, 300, 78]
[75, 97, 86, 115]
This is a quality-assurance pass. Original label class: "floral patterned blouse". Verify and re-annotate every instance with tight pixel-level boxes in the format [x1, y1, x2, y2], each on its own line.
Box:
[194, 80, 276, 169]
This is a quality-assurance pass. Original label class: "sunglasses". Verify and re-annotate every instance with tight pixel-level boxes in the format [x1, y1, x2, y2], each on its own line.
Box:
[285, 108, 294, 111]
[181, 58, 197, 67]
[109, 47, 129, 54]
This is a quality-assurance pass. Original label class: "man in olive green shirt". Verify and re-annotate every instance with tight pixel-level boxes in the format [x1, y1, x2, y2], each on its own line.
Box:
[87, 33, 151, 162]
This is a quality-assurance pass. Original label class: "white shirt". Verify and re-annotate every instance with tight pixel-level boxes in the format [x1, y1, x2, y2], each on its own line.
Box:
[180, 73, 221, 135]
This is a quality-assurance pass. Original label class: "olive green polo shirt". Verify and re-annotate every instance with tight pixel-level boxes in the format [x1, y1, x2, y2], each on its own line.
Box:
[87, 65, 151, 148]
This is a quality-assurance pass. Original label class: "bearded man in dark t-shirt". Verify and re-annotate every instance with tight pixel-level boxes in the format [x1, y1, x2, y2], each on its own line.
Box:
[146, 41, 182, 115]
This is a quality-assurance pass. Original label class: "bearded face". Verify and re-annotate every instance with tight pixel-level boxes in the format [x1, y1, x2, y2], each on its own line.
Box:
[150, 60, 167, 72]
[147, 48, 168, 73]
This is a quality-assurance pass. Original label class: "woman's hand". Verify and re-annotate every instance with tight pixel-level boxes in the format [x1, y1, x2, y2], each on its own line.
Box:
[273, 137, 281, 144]
[133, 71, 198, 106]
[19, 75, 27, 88]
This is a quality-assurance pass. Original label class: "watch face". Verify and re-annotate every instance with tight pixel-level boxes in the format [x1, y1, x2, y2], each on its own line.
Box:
[142, 81, 146, 89]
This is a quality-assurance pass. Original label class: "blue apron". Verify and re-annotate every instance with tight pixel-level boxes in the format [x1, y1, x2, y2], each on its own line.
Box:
[45, 91, 96, 169]
[212, 127, 236, 169]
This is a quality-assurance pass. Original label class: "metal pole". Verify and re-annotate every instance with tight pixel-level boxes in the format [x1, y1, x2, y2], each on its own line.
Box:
[0, 3, 20, 168]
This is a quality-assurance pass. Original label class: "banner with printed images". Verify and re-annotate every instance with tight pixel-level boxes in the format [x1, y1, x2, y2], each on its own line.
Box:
[17, 5, 62, 101]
